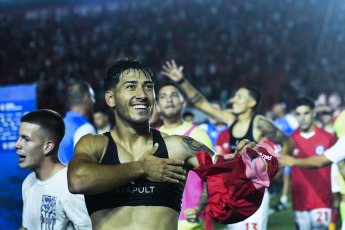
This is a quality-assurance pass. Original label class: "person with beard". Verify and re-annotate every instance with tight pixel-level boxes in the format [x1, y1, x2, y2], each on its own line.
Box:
[155, 81, 213, 229]
[67, 58, 277, 230]
[161, 60, 294, 230]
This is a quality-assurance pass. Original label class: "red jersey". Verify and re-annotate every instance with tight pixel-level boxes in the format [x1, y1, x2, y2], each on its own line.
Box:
[215, 130, 281, 155]
[215, 129, 230, 155]
[194, 143, 279, 224]
[290, 126, 337, 210]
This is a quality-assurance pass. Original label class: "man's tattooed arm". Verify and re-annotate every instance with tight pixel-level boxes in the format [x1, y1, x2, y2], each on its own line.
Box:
[181, 136, 215, 157]
[189, 93, 203, 105]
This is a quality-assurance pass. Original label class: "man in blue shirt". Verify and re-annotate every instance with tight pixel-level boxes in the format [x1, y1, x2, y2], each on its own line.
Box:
[58, 81, 96, 164]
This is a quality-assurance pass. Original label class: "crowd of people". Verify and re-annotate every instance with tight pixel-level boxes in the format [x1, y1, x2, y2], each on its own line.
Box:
[4, 0, 345, 229]
[13, 56, 345, 229]
[1, 0, 345, 114]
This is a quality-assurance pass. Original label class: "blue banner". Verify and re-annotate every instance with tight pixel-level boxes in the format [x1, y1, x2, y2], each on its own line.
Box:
[0, 84, 36, 229]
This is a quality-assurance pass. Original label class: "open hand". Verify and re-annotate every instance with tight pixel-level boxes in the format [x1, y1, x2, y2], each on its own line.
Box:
[161, 60, 184, 82]
[139, 143, 186, 183]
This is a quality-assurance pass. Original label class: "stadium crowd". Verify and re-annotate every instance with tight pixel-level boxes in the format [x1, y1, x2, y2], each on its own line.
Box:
[2, 0, 345, 229]
[1, 0, 345, 114]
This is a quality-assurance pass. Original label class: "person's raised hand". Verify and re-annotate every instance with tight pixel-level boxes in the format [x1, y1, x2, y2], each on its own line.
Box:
[139, 143, 186, 183]
[161, 60, 184, 82]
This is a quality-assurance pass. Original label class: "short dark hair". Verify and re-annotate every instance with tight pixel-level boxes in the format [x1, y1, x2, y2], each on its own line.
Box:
[182, 111, 194, 118]
[67, 81, 92, 107]
[293, 97, 315, 110]
[155, 81, 184, 101]
[21, 109, 65, 145]
[104, 58, 155, 92]
[242, 86, 262, 111]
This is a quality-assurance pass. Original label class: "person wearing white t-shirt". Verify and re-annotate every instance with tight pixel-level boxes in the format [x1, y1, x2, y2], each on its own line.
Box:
[15, 109, 91, 230]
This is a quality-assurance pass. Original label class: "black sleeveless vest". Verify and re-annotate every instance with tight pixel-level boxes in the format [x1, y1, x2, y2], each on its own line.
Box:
[229, 115, 256, 152]
[84, 129, 183, 215]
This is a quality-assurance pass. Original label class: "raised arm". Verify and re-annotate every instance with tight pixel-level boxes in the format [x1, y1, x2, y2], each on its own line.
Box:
[162, 60, 235, 126]
[256, 115, 294, 156]
[67, 134, 186, 195]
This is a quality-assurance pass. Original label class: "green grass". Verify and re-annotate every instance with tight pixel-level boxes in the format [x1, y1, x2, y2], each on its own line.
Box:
[268, 192, 343, 230]
[268, 193, 294, 230]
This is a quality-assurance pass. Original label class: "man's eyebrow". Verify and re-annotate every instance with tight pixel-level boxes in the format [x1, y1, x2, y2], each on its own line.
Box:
[123, 81, 138, 85]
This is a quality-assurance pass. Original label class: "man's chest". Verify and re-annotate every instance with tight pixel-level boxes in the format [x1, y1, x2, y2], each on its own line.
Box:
[292, 135, 330, 158]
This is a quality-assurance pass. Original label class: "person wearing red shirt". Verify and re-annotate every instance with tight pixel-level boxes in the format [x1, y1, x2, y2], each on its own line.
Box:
[289, 97, 337, 229]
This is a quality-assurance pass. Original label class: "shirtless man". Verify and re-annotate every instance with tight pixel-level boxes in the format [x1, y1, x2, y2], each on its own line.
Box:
[67, 58, 256, 230]
[162, 60, 294, 230]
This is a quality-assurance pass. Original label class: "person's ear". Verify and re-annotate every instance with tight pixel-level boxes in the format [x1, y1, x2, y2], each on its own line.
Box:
[105, 90, 115, 108]
[43, 140, 55, 155]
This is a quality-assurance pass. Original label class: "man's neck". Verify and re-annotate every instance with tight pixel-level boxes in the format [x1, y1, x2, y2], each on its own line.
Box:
[236, 109, 254, 123]
[35, 160, 66, 181]
[112, 117, 151, 151]
[300, 124, 315, 135]
[161, 116, 183, 129]
[70, 106, 88, 118]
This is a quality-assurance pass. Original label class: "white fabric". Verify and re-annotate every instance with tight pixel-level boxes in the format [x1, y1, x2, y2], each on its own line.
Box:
[285, 114, 299, 130]
[324, 135, 345, 164]
[331, 163, 341, 193]
[294, 208, 331, 230]
[73, 123, 96, 147]
[96, 124, 112, 134]
[22, 168, 92, 230]
[227, 188, 270, 230]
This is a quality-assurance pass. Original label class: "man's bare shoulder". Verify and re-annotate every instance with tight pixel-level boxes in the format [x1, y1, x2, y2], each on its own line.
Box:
[161, 133, 182, 143]
[159, 131, 170, 138]
[79, 133, 108, 144]
[254, 114, 274, 128]
[75, 133, 109, 161]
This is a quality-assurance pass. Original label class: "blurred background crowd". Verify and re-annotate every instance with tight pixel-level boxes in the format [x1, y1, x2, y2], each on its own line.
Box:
[2, 0, 345, 229]
[1, 0, 345, 116]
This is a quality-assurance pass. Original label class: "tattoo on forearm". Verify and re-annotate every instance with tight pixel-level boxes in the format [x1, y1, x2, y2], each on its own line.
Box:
[197, 185, 208, 209]
[189, 94, 202, 105]
[181, 136, 215, 156]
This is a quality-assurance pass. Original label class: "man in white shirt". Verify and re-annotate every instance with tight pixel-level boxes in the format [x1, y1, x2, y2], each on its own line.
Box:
[15, 109, 92, 230]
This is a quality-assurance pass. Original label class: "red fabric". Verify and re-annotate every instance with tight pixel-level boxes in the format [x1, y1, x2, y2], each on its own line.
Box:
[290, 127, 337, 210]
[331, 208, 340, 222]
[194, 144, 279, 224]
[215, 129, 230, 155]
